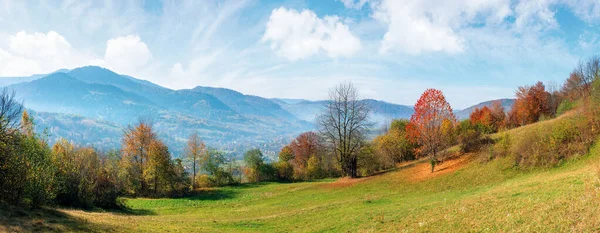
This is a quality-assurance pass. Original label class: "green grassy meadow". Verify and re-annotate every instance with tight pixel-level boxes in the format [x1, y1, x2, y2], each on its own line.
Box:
[4, 114, 600, 232]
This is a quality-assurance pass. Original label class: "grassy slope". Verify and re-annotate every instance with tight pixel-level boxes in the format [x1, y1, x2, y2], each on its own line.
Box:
[6, 111, 600, 232]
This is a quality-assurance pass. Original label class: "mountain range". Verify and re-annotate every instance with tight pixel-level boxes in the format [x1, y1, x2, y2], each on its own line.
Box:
[2, 66, 513, 157]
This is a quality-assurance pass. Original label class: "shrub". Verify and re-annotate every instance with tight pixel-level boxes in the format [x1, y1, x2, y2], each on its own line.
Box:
[459, 129, 483, 153]
[556, 99, 575, 116]
[512, 115, 594, 168]
[273, 161, 294, 181]
[373, 126, 417, 163]
[306, 155, 324, 180]
[457, 120, 492, 153]
[258, 163, 277, 182]
[487, 133, 511, 161]
[358, 143, 389, 177]
[202, 150, 235, 187]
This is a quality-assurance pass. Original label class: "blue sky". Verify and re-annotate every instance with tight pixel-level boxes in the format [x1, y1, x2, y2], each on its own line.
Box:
[0, 0, 599, 108]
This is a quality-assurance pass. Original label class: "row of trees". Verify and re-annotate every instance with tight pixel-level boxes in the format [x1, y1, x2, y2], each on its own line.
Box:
[1, 92, 222, 208]
[0, 90, 122, 208]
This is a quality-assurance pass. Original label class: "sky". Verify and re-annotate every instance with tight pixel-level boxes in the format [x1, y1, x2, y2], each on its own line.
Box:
[0, 0, 599, 109]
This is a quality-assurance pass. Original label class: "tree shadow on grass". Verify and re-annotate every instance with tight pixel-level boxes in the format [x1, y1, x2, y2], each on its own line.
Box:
[184, 181, 286, 201]
[357, 160, 423, 178]
[184, 188, 239, 201]
[108, 206, 156, 216]
[0, 204, 116, 232]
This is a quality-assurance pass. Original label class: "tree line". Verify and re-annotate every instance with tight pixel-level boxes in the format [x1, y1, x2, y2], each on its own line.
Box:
[0, 99, 242, 208]
[1, 55, 599, 209]
[270, 55, 600, 177]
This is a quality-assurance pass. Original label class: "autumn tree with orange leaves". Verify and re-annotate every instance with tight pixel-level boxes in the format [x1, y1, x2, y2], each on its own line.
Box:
[469, 102, 506, 133]
[408, 89, 456, 173]
[508, 81, 553, 127]
[470, 106, 492, 126]
[289, 132, 323, 178]
[121, 120, 156, 195]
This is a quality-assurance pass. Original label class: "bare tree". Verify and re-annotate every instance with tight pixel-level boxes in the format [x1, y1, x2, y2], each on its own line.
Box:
[317, 82, 370, 178]
[583, 56, 600, 88]
[185, 132, 206, 189]
[546, 81, 560, 116]
[572, 56, 600, 97]
[0, 88, 23, 133]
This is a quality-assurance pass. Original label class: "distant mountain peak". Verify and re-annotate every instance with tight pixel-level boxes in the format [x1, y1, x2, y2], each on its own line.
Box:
[70, 65, 114, 73]
[34, 72, 78, 84]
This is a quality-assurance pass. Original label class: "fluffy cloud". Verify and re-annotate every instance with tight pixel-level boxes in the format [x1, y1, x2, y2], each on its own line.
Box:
[0, 31, 92, 76]
[262, 7, 361, 60]
[0, 32, 154, 77]
[102, 35, 152, 75]
[567, 0, 600, 22]
[371, 0, 512, 55]
[367, 0, 600, 55]
[513, 0, 558, 31]
[8, 31, 72, 58]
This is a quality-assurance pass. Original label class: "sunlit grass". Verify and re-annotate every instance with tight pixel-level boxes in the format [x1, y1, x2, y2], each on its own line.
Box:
[55, 141, 600, 232]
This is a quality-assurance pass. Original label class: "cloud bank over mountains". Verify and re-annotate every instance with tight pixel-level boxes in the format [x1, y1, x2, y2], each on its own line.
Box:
[0, 0, 599, 108]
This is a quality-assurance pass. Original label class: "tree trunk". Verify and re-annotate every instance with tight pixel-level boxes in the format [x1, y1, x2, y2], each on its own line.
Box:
[430, 150, 436, 173]
[351, 157, 357, 178]
[154, 172, 158, 194]
[192, 160, 196, 190]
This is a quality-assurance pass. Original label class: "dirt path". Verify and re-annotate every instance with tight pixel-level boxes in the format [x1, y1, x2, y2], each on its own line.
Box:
[404, 154, 473, 182]
[322, 154, 473, 188]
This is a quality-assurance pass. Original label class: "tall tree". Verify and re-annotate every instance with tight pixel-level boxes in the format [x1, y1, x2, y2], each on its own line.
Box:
[489, 100, 506, 130]
[317, 82, 370, 178]
[407, 89, 456, 173]
[21, 110, 34, 137]
[147, 140, 172, 195]
[243, 149, 265, 182]
[121, 119, 156, 195]
[185, 132, 206, 189]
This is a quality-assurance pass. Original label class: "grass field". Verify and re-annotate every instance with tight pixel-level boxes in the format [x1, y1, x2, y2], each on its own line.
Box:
[3, 114, 600, 232]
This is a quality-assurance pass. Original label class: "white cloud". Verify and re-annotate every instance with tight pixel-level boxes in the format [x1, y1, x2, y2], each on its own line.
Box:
[262, 7, 361, 60]
[0, 31, 93, 76]
[8, 31, 72, 58]
[372, 0, 512, 55]
[513, 0, 558, 32]
[563, 0, 600, 23]
[0, 48, 42, 76]
[102, 35, 152, 75]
